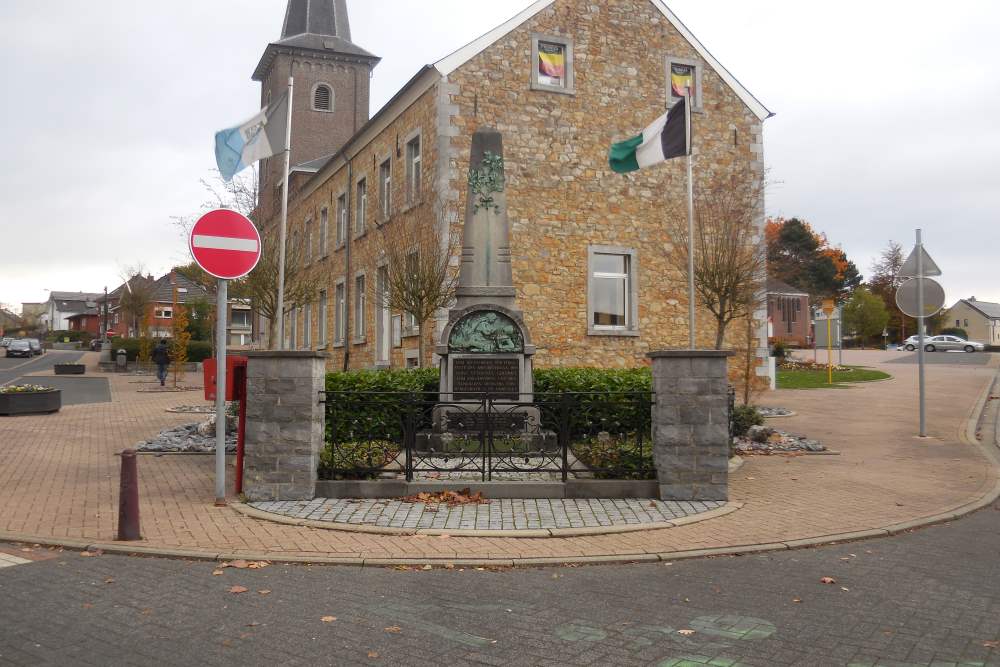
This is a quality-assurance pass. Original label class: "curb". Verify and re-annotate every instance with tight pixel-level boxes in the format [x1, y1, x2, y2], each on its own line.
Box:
[4, 370, 998, 569]
[228, 501, 744, 539]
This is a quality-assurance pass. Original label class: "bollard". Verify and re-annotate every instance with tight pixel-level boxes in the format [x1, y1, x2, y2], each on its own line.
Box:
[117, 449, 141, 541]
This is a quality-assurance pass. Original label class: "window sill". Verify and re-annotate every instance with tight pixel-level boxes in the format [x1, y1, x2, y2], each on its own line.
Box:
[353, 229, 367, 241]
[402, 328, 420, 339]
[530, 82, 576, 96]
[352, 337, 367, 346]
[401, 198, 424, 214]
[332, 341, 345, 349]
[376, 213, 392, 226]
[587, 328, 640, 337]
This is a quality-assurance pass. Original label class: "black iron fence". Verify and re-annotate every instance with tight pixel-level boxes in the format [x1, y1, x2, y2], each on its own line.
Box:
[319, 391, 656, 482]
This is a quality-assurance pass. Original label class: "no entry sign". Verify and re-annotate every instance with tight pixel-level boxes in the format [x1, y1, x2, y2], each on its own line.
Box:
[189, 209, 262, 280]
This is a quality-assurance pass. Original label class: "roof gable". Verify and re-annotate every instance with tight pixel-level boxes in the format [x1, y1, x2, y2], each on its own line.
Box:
[433, 0, 771, 121]
[960, 299, 1000, 320]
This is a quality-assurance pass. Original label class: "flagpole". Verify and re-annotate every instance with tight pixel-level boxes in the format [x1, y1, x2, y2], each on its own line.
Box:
[685, 86, 696, 349]
[276, 76, 294, 350]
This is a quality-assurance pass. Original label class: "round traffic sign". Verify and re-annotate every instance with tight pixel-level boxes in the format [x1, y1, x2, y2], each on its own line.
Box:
[189, 209, 262, 280]
[895, 277, 946, 318]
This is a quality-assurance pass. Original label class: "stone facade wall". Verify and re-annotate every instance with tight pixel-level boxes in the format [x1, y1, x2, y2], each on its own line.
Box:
[271, 83, 441, 371]
[258, 0, 768, 372]
[442, 0, 766, 367]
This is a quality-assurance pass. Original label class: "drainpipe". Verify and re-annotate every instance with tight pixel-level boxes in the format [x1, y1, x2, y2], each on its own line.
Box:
[343, 159, 353, 371]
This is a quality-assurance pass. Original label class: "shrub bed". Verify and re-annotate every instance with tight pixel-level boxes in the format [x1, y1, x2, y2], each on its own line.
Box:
[110, 337, 213, 363]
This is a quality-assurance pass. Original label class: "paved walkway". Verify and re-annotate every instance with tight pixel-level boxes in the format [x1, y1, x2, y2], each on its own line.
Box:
[0, 351, 997, 564]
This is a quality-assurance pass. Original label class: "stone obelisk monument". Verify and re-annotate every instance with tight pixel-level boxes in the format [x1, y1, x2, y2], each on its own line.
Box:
[437, 128, 535, 402]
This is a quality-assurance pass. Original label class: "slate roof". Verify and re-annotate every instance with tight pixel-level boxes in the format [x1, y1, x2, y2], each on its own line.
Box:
[253, 0, 379, 81]
[766, 278, 809, 296]
[961, 299, 1000, 320]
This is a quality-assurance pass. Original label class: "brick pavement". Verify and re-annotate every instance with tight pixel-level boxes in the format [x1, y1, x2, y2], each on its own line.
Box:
[0, 351, 997, 564]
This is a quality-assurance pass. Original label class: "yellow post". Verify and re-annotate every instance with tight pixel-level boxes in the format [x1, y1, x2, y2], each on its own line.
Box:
[822, 299, 836, 385]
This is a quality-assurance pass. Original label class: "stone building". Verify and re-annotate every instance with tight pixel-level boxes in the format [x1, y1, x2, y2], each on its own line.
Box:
[252, 0, 771, 370]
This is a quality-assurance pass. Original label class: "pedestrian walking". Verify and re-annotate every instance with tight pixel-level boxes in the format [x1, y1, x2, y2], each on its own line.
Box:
[152, 339, 170, 386]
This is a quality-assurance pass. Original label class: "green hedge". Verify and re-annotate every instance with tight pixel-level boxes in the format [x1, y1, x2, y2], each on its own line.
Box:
[46, 330, 93, 344]
[109, 337, 213, 363]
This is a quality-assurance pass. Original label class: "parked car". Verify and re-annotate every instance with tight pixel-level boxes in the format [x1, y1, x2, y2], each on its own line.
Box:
[924, 335, 985, 353]
[900, 335, 921, 351]
[26, 338, 43, 356]
[0, 338, 11, 348]
[6, 340, 32, 358]
[89, 339, 103, 351]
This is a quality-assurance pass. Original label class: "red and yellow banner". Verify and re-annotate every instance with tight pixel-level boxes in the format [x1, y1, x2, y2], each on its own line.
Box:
[538, 42, 566, 83]
[671, 64, 694, 97]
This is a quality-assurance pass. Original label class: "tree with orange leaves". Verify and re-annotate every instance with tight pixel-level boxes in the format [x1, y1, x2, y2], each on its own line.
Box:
[766, 217, 860, 304]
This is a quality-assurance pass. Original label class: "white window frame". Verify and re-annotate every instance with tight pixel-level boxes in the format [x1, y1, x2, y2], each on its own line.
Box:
[530, 33, 575, 95]
[378, 157, 392, 222]
[304, 218, 313, 263]
[311, 82, 335, 113]
[335, 193, 347, 248]
[353, 273, 367, 343]
[587, 245, 639, 337]
[403, 250, 419, 334]
[155, 307, 173, 320]
[375, 264, 391, 365]
[303, 302, 312, 349]
[230, 310, 251, 329]
[290, 306, 299, 349]
[404, 130, 422, 206]
[318, 289, 328, 347]
[319, 207, 329, 257]
[356, 177, 368, 236]
[665, 55, 704, 111]
[333, 280, 346, 346]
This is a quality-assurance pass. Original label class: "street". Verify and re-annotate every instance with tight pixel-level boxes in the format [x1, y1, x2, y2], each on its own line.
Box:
[0, 350, 84, 385]
[2, 500, 1000, 667]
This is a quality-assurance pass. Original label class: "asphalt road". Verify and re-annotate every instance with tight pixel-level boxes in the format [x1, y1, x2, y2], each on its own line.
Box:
[885, 351, 993, 366]
[0, 350, 84, 385]
[3, 501, 1000, 666]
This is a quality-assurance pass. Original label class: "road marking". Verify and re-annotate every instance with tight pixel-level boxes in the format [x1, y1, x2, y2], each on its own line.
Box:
[192, 235, 259, 252]
[0, 553, 32, 568]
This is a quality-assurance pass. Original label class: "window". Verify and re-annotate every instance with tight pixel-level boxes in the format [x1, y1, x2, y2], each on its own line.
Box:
[155, 308, 172, 319]
[334, 282, 345, 344]
[354, 274, 366, 340]
[964, 319, 969, 328]
[230, 333, 252, 346]
[313, 84, 333, 112]
[319, 207, 329, 256]
[303, 303, 312, 348]
[956, 319, 961, 327]
[406, 135, 421, 204]
[404, 251, 419, 332]
[230, 310, 251, 329]
[291, 231, 300, 264]
[588, 246, 639, 335]
[318, 290, 328, 346]
[305, 219, 313, 263]
[356, 178, 367, 236]
[290, 307, 298, 349]
[531, 34, 574, 94]
[379, 159, 392, 220]
[666, 56, 702, 110]
[336, 194, 347, 247]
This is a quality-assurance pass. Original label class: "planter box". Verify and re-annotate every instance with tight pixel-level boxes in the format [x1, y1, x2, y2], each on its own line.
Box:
[54, 364, 86, 375]
[0, 390, 62, 416]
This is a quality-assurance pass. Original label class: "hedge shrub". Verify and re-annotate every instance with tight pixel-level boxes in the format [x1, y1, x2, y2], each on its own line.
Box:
[109, 337, 213, 363]
[938, 327, 968, 339]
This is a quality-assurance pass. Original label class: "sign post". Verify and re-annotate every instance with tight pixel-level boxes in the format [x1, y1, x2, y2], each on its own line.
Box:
[189, 209, 262, 505]
[896, 230, 944, 438]
[821, 299, 836, 385]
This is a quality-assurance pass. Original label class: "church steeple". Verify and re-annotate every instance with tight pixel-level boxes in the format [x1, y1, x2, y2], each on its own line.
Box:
[281, 0, 352, 41]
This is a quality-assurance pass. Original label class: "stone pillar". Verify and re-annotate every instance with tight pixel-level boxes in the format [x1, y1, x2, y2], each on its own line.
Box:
[243, 351, 326, 502]
[649, 350, 733, 501]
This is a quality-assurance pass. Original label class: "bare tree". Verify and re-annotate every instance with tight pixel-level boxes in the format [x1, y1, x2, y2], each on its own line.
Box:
[172, 169, 259, 237]
[117, 265, 156, 339]
[242, 229, 313, 348]
[665, 169, 767, 350]
[364, 214, 459, 367]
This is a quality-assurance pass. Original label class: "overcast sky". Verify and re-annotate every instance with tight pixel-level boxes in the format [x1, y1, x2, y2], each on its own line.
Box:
[1, 1, 997, 314]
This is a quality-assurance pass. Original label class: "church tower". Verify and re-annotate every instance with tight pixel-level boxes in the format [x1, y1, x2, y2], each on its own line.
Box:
[253, 0, 380, 217]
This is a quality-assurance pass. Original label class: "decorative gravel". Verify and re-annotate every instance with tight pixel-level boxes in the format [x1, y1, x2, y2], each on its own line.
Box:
[166, 405, 219, 414]
[734, 425, 826, 455]
[136, 421, 236, 454]
[757, 406, 795, 418]
[250, 498, 725, 531]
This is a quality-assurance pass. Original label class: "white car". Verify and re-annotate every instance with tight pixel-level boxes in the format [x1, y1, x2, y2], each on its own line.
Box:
[923, 335, 985, 353]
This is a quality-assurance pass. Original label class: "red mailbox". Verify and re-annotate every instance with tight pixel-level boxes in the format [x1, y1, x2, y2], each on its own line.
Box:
[203, 355, 249, 401]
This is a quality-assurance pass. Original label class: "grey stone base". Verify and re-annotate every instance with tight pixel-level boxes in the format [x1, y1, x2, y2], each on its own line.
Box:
[316, 479, 659, 499]
[659, 483, 728, 502]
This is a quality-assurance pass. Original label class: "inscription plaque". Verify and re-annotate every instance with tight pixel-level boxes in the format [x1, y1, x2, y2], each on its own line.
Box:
[452, 357, 520, 400]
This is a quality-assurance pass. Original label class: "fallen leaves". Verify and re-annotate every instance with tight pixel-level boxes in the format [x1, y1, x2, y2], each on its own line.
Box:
[819, 577, 837, 585]
[677, 629, 695, 636]
[219, 560, 270, 570]
[321, 616, 337, 623]
[983, 640, 999, 649]
[229, 586, 249, 594]
[400, 488, 489, 506]
[368, 651, 380, 658]
[792, 597, 803, 603]
[104, 578, 115, 585]
[258, 589, 271, 596]
[212, 570, 225, 576]
[384, 626, 402, 634]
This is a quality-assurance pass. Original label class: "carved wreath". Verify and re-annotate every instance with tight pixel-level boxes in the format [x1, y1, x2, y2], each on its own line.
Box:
[468, 151, 505, 214]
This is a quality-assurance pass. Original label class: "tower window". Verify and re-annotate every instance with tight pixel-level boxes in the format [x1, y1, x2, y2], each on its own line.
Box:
[313, 84, 334, 112]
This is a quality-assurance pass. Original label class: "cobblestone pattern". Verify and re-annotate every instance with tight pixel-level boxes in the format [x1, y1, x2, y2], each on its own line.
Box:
[251, 498, 724, 530]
